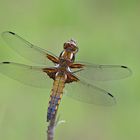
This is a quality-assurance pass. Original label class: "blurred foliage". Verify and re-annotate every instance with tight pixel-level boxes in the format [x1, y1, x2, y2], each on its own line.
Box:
[0, 0, 140, 140]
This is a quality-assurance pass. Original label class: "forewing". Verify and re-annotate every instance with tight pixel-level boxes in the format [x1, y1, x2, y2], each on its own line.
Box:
[0, 62, 52, 88]
[73, 62, 132, 81]
[65, 78, 116, 106]
[2, 31, 58, 65]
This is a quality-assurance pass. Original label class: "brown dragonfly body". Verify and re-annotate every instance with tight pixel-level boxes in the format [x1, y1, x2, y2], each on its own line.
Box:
[43, 40, 81, 121]
[0, 31, 132, 122]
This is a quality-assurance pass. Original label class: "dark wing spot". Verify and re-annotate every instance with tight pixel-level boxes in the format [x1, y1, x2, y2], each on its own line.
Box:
[121, 66, 127, 68]
[108, 92, 114, 98]
[9, 31, 15, 35]
[2, 62, 10, 64]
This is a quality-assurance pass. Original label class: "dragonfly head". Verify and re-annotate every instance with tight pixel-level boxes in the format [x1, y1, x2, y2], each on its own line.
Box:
[63, 39, 78, 54]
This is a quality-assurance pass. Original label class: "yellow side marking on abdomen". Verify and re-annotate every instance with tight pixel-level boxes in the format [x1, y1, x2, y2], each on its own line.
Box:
[47, 74, 66, 122]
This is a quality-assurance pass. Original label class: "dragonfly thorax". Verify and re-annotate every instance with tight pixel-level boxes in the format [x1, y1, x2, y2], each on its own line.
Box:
[57, 58, 71, 72]
[59, 39, 78, 63]
[59, 50, 76, 63]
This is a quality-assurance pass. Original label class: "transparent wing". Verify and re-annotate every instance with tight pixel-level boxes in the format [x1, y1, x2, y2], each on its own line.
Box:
[2, 31, 58, 65]
[65, 78, 116, 106]
[0, 62, 52, 88]
[73, 62, 132, 81]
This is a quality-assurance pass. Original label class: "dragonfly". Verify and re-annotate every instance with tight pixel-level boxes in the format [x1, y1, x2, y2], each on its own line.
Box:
[0, 31, 131, 122]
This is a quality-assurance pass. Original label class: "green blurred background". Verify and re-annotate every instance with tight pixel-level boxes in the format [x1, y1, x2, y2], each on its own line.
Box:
[0, 0, 139, 140]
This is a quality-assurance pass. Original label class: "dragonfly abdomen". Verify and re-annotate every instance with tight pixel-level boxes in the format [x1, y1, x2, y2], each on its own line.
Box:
[47, 74, 66, 122]
[47, 95, 62, 122]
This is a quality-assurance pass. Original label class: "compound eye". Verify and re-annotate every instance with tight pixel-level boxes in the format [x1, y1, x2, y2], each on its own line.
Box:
[63, 43, 67, 49]
[64, 42, 71, 49]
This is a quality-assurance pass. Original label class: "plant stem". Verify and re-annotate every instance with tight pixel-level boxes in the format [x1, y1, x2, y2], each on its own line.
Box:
[47, 114, 57, 140]
[47, 118, 56, 140]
